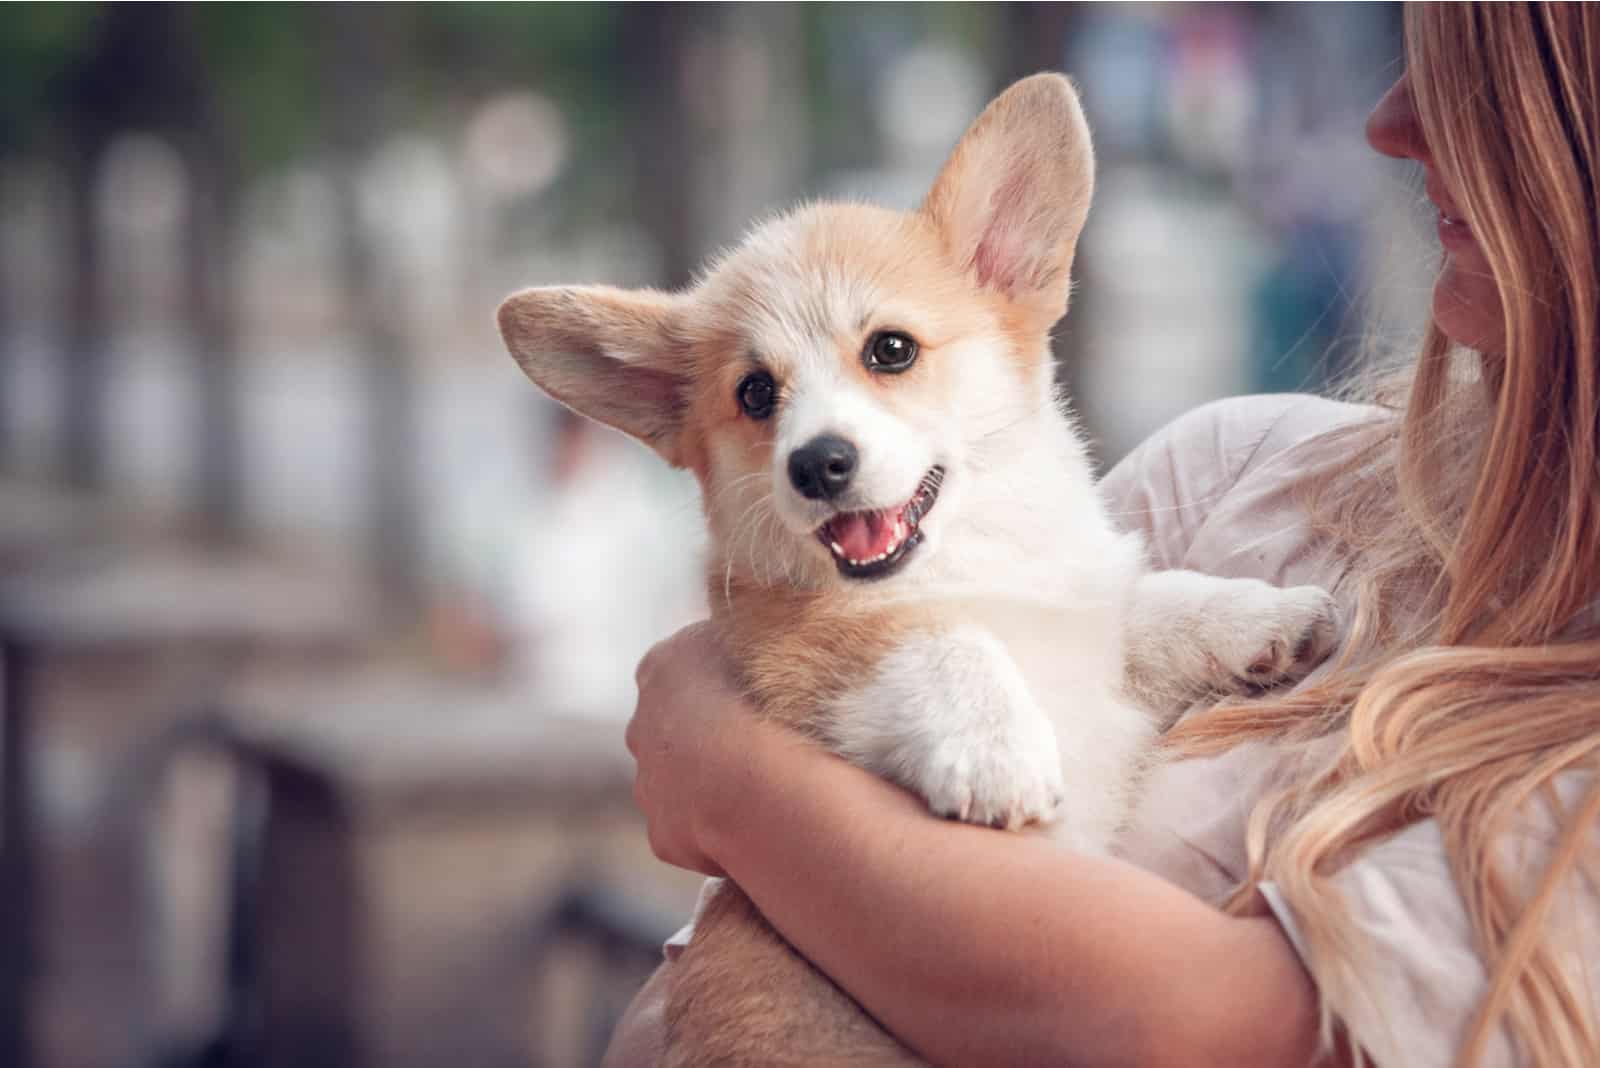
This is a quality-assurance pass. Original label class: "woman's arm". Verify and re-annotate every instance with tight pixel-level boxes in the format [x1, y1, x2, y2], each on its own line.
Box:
[628, 627, 1327, 1068]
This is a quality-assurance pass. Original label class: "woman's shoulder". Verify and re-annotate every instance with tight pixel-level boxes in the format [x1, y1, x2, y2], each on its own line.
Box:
[1100, 393, 1388, 577]
[1101, 394, 1385, 508]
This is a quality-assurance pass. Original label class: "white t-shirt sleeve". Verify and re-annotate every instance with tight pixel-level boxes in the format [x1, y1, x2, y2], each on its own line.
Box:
[664, 877, 726, 960]
[1260, 772, 1600, 1067]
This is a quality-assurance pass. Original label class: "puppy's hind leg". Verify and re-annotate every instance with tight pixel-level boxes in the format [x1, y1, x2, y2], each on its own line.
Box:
[664, 882, 922, 1067]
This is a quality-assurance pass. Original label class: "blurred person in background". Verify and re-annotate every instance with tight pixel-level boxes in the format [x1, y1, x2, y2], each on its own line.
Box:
[610, 5, 1600, 1066]
[505, 406, 705, 716]
[434, 403, 704, 708]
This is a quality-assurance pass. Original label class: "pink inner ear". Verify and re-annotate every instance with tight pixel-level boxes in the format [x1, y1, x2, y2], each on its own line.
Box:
[631, 364, 685, 421]
[970, 169, 1037, 295]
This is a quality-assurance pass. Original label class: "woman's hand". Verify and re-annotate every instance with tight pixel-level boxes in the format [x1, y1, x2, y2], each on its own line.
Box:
[628, 621, 774, 876]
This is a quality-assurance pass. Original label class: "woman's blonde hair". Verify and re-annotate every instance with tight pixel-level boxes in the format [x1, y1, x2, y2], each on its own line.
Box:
[1169, 4, 1600, 1064]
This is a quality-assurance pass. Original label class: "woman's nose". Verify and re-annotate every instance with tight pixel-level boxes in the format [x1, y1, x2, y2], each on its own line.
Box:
[1366, 75, 1429, 163]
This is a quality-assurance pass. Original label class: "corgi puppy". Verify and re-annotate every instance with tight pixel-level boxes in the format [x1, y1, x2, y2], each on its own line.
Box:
[499, 74, 1336, 1066]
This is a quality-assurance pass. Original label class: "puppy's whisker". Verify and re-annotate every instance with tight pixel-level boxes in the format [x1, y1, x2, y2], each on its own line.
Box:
[724, 499, 770, 588]
[707, 471, 769, 510]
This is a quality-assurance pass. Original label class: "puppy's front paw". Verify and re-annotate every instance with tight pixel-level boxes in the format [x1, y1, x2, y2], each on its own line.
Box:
[833, 626, 1066, 832]
[1218, 584, 1340, 692]
[913, 710, 1064, 831]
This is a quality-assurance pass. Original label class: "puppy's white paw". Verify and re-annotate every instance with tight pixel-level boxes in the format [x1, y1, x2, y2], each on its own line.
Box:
[1214, 584, 1339, 692]
[911, 709, 1064, 830]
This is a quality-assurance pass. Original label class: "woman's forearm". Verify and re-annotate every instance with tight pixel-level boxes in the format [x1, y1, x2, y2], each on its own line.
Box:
[701, 723, 1324, 1068]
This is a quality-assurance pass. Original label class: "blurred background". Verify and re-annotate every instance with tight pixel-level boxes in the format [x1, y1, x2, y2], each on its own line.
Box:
[0, 4, 1435, 1067]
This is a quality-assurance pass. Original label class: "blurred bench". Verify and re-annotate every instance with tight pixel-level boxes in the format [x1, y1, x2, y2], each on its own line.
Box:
[0, 514, 374, 1068]
[178, 678, 696, 1068]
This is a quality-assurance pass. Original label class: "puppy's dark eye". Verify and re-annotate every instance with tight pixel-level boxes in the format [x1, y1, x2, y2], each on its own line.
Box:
[863, 331, 918, 373]
[737, 370, 777, 420]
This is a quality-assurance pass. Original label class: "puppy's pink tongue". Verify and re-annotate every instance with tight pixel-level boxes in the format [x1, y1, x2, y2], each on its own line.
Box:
[828, 510, 896, 560]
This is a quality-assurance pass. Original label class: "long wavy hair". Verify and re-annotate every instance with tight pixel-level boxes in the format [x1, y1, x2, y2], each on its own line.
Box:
[1167, 5, 1600, 1065]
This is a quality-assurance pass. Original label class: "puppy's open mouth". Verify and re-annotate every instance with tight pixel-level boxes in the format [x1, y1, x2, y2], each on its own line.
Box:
[814, 466, 944, 580]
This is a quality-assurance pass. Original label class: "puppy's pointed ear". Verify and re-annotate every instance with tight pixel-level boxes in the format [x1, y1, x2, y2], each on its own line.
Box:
[921, 73, 1095, 323]
[497, 285, 691, 466]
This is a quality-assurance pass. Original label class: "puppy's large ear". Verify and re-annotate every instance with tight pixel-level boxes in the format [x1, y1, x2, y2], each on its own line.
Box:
[497, 285, 690, 466]
[921, 73, 1094, 324]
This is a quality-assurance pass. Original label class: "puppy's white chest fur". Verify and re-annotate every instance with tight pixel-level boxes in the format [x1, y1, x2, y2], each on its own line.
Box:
[825, 465, 1155, 853]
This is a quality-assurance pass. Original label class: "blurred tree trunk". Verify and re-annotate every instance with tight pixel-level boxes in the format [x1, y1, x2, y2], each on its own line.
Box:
[56, 3, 248, 519]
[323, 6, 422, 612]
[59, 86, 110, 491]
[0, 219, 6, 466]
[176, 11, 245, 536]
[699, 5, 810, 250]
[184, 146, 243, 534]
[618, 4, 700, 289]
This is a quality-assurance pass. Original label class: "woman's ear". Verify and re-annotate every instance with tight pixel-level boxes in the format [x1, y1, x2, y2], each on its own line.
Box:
[920, 73, 1096, 325]
[497, 285, 691, 466]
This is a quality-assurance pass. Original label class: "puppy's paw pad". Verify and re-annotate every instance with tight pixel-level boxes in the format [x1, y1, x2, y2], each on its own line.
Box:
[1228, 587, 1339, 691]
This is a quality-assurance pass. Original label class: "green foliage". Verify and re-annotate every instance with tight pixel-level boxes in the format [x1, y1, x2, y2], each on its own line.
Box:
[0, 3, 101, 149]
[189, 4, 321, 170]
[2, 1, 632, 172]
[410, 3, 625, 133]
[420, 2, 621, 68]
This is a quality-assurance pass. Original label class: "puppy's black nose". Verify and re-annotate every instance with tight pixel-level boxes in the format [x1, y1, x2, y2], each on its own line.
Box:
[788, 435, 858, 500]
